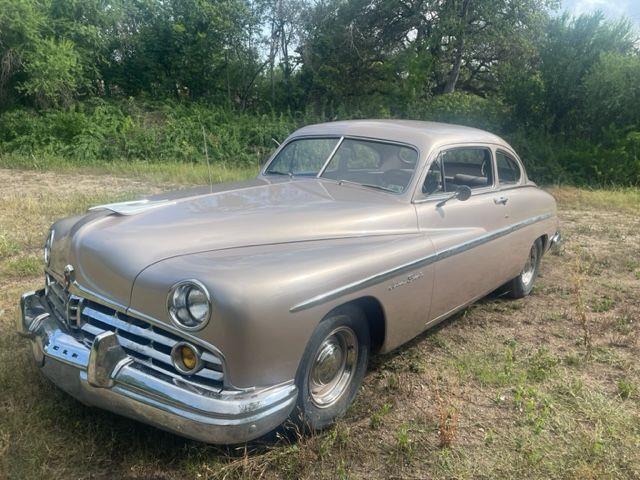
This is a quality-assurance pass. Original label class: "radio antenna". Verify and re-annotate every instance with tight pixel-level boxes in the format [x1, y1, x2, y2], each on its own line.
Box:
[201, 124, 214, 193]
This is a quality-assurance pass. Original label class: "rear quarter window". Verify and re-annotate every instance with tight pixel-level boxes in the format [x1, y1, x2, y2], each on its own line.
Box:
[496, 151, 522, 184]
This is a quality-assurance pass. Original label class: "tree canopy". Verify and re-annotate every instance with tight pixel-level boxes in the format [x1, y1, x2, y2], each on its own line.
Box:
[0, 0, 639, 185]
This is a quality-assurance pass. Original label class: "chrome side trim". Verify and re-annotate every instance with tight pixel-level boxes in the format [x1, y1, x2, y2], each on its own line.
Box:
[289, 212, 553, 312]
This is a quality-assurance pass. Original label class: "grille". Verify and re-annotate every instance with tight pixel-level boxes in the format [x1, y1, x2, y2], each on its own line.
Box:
[44, 274, 224, 390]
[45, 273, 81, 327]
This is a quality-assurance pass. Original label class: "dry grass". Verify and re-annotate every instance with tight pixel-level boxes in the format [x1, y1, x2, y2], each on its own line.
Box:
[433, 378, 460, 449]
[1, 167, 639, 479]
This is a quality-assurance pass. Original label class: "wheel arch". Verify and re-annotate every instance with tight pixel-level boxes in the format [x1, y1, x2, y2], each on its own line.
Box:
[323, 296, 387, 354]
[538, 233, 549, 252]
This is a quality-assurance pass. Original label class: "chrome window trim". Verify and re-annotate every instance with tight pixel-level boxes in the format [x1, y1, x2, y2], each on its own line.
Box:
[316, 136, 345, 177]
[261, 135, 343, 177]
[289, 212, 553, 313]
[261, 134, 423, 198]
[495, 148, 523, 186]
[412, 143, 497, 204]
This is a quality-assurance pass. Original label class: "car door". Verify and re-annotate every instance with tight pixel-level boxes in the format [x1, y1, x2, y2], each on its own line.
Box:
[413, 145, 513, 325]
[492, 148, 536, 281]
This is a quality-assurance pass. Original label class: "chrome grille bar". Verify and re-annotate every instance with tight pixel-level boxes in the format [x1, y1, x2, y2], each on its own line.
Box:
[43, 274, 224, 390]
[80, 300, 223, 388]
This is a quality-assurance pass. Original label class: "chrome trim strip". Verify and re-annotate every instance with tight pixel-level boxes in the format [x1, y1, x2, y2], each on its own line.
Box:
[68, 280, 129, 315]
[88, 199, 176, 216]
[317, 136, 345, 177]
[126, 307, 228, 368]
[289, 212, 553, 312]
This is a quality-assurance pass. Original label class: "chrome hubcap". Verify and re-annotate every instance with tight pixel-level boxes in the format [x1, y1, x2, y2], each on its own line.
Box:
[309, 325, 358, 408]
[521, 244, 538, 286]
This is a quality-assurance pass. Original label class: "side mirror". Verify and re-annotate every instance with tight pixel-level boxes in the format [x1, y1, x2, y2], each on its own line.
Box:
[436, 185, 472, 208]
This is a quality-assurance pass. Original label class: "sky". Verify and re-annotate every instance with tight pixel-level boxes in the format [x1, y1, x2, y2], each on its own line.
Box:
[561, 0, 640, 29]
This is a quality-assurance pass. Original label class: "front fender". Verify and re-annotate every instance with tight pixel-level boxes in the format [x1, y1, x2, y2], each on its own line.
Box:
[129, 233, 435, 388]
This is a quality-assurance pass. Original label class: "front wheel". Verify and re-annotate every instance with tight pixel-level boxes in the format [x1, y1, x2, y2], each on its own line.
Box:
[293, 304, 370, 431]
[507, 238, 543, 299]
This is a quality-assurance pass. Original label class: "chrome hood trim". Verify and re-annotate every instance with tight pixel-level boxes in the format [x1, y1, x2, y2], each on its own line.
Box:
[89, 199, 176, 216]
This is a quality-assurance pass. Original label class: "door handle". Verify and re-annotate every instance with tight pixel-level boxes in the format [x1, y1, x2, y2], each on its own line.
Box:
[494, 196, 508, 205]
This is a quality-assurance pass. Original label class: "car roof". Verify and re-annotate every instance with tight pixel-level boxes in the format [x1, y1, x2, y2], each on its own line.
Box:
[291, 119, 510, 153]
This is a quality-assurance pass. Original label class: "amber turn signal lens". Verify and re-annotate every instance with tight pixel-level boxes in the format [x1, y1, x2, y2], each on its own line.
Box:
[180, 345, 197, 370]
[171, 341, 202, 374]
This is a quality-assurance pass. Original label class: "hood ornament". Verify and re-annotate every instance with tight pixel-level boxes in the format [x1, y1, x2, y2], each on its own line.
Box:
[89, 199, 175, 216]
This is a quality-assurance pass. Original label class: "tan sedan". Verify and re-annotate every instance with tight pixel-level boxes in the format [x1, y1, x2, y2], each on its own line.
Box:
[18, 120, 559, 443]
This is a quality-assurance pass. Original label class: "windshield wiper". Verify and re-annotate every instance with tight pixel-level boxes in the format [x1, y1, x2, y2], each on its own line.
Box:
[337, 179, 398, 193]
[266, 170, 294, 178]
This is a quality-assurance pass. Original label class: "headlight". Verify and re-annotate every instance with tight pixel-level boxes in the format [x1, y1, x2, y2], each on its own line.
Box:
[167, 280, 211, 330]
[44, 229, 55, 266]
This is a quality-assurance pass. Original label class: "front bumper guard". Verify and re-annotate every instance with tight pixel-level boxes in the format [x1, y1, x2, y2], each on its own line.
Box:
[18, 290, 297, 444]
[548, 230, 562, 252]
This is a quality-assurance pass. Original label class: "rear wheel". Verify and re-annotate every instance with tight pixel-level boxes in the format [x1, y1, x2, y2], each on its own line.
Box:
[507, 238, 543, 299]
[293, 304, 370, 431]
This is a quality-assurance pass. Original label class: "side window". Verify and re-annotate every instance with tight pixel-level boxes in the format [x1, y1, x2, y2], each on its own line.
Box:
[422, 156, 444, 195]
[496, 151, 521, 184]
[422, 147, 493, 195]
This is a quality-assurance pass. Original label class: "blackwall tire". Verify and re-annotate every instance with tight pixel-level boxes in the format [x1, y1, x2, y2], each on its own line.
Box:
[292, 304, 370, 431]
[507, 238, 543, 299]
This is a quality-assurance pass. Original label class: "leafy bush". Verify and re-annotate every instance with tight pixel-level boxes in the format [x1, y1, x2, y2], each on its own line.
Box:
[1, 97, 638, 187]
[0, 101, 299, 165]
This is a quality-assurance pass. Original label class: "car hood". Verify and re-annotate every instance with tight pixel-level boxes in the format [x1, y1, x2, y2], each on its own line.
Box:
[47, 178, 418, 307]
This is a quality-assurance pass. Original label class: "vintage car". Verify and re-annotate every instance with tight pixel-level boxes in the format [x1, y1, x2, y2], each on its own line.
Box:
[18, 120, 559, 444]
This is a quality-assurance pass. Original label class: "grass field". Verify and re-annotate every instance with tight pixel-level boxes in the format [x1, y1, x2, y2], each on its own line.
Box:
[0, 165, 639, 479]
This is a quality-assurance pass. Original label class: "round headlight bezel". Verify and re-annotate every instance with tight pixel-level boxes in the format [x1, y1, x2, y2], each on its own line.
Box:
[44, 229, 55, 266]
[167, 279, 212, 331]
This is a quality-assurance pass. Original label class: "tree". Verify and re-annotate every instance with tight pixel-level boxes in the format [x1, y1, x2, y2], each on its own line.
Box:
[539, 12, 635, 135]
[581, 52, 640, 136]
[18, 37, 82, 108]
[0, 0, 43, 107]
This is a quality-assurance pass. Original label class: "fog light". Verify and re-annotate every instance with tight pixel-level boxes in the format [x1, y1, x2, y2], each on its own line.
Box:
[181, 346, 197, 370]
[171, 341, 202, 375]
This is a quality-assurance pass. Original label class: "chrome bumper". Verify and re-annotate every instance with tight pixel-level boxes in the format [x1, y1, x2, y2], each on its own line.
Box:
[18, 290, 297, 444]
[548, 230, 562, 252]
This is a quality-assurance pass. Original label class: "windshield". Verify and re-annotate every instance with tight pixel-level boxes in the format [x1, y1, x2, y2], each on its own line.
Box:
[320, 139, 419, 193]
[265, 138, 339, 176]
[264, 136, 419, 194]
